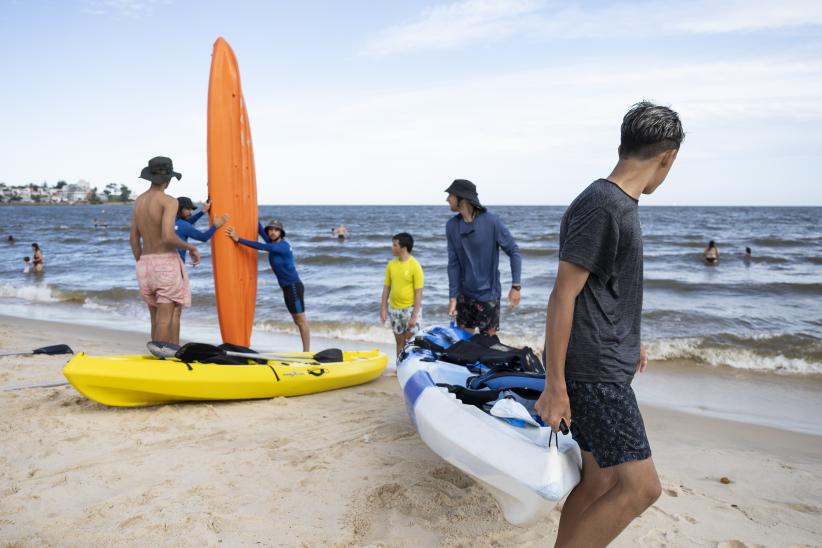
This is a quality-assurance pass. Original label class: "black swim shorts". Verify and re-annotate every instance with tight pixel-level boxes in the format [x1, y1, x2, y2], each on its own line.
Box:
[566, 380, 651, 468]
[282, 282, 305, 315]
[456, 294, 500, 334]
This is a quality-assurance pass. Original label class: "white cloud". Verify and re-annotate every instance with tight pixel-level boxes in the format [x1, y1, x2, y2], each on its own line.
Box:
[3, 51, 820, 206]
[83, 0, 159, 18]
[362, 0, 822, 56]
[362, 0, 543, 57]
[10, 54, 817, 205]
[242, 56, 822, 204]
[679, 0, 822, 33]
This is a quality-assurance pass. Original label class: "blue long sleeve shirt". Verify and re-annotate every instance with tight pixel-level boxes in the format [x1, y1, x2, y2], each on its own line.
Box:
[175, 211, 217, 261]
[237, 222, 302, 288]
[446, 211, 522, 301]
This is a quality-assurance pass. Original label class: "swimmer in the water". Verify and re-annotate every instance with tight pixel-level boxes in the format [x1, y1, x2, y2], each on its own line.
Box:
[31, 243, 44, 273]
[704, 240, 719, 264]
[332, 224, 347, 240]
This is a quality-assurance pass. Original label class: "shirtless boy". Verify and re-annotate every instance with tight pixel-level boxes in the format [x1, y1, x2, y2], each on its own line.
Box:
[130, 156, 200, 348]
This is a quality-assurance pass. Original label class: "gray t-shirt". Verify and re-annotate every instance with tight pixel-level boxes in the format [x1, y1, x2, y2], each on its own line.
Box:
[558, 179, 643, 383]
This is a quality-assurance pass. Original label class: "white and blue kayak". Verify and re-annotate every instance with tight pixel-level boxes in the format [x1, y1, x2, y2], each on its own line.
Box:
[397, 324, 582, 525]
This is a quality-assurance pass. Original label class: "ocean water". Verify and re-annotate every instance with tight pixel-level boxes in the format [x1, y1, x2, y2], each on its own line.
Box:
[1, 203, 820, 377]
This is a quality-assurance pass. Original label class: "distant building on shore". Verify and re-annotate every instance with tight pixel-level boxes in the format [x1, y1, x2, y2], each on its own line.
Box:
[0, 180, 133, 204]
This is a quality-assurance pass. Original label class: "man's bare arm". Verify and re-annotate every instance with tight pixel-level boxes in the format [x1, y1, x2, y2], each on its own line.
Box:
[546, 261, 589, 388]
[535, 260, 590, 431]
[129, 212, 142, 261]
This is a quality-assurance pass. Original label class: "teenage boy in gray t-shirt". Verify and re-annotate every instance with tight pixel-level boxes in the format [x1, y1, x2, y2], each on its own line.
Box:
[535, 102, 684, 547]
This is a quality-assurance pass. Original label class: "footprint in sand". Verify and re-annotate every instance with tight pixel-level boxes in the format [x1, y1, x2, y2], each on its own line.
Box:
[358, 389, 388, 398]
[266, 438, 290, 451]
[638, 527, 678, 546]
[785, 502, 820, 514]
[61, 434, 85, 443]
[371, 482, 405, 505]
[431, 466, 474, 489]
[717, 541, 752, 548]
[650, 505, 681, 523]
[367, 421, 416, 443]
[118, 514, 146, 529]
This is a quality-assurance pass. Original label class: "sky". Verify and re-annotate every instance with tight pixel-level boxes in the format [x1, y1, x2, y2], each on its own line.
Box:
[1, 0, 821, 206]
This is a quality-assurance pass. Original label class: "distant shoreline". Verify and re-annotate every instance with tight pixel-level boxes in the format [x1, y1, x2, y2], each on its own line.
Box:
[0, 202, 132, 207]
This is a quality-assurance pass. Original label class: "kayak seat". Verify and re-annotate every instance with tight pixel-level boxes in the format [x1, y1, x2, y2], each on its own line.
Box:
[436, 383, 502, 406]
[467, 371, 546, 392]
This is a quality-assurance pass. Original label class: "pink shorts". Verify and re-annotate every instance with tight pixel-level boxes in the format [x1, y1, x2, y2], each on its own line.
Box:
[136, 253, 191, 308]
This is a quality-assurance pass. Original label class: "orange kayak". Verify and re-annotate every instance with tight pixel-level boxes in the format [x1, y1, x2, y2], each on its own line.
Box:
[207, 37, 258, 347]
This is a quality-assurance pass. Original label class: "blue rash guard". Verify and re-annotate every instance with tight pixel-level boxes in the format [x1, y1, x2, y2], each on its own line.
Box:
[175, 210, 217, 261]
[446, 210, 522, 301]
[237, 223, 302, 288]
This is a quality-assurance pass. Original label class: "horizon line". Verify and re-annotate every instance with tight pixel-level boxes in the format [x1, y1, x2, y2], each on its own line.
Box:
[2, 202, 820, 208]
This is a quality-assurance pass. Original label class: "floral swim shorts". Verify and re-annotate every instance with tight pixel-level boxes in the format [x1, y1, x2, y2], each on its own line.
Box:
[456, 294, 500, 334]
[136, 252, 191, 308]
[388, 306, 422, 336]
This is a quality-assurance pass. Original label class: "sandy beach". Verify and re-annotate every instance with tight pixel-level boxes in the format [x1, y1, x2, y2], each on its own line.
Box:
[1, 314, 821, 547]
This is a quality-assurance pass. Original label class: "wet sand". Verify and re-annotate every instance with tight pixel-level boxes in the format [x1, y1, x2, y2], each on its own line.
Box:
[1, 315, 821, 546]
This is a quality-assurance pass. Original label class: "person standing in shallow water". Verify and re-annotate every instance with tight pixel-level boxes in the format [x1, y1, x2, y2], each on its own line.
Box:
[742, 246, 753, 265]
[704, 240, 719, 264]
[31, 243, 44, 273]
[445, 179, 522, 336]
[535, 101, 684, 548]
[226, 220, 311, 352]
[332, 224, 347, 240]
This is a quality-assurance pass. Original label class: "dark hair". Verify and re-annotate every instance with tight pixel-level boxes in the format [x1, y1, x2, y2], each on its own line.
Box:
[620, 101, 684, 160]
[393, 232, 414, 253]
[31, 243, 40, 250]
[24, 256, 30, 261]
[176, 197, 195, 218]
[745, 246, 752, 254]
[708, 240, 716, 248]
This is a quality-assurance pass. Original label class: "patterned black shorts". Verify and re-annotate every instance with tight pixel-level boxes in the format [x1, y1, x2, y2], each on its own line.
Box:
[456, 294, 500, 334]
[566, 380, 651, 468]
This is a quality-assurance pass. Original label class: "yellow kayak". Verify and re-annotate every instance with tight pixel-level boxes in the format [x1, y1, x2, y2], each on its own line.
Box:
[63, 350, 387, 407]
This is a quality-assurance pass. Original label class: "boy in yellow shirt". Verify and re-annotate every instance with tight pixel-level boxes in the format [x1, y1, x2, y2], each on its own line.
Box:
[380, 232, 424, 357]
